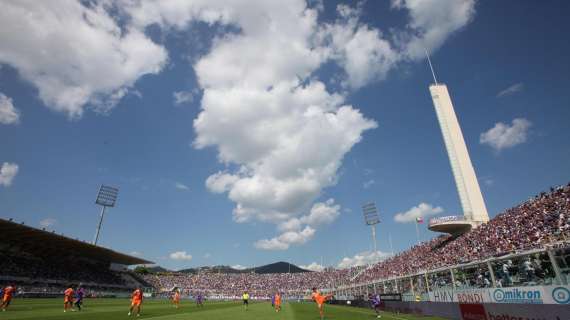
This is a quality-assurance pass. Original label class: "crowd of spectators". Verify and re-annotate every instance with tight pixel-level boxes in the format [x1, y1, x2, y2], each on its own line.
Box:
[143, 269, 351, 298]
[353, 183, 570, 284]
[0, 251, 126, 286]
[143, 184, 570, 296]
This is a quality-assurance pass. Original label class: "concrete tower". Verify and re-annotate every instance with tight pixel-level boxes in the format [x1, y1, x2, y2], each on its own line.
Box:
[429, 84, 489, 225]
[424, 51, 489, 235]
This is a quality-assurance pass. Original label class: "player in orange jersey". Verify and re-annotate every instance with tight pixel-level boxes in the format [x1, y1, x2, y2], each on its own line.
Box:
[274, 292, 282, 312]
[1, 284, 15, 312]
[63, 286, 75, 312]
[128, 287, 143, 317]
[311, 287, 333, 320]
[172, 289, 181, 309]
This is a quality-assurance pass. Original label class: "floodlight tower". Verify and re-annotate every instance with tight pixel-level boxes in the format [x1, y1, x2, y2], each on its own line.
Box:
[93, 185, 119, 245]
[362, 202, 380, 255]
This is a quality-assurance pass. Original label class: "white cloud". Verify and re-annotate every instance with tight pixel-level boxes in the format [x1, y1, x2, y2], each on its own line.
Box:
[480, 118, 532, 151]
[39, 218, 56, 228]
[175, 182, 190, 191]
[111, 0, 475, 249]
[121, 0, 234, 30]
[173, 90, 195, 106]
[363, 179, 375, 189]
[254, 226, 316, 250]
[318, 4, 399, 89]
[497, 83, 524, 98]
[205, 172, 240, 194]
[301, 199, 341, 226]
[169, 251, 193, 261]
[337, 250, 390, 269]
[300, 262, 325, 272]
[0, 93, 20, 125]
[392, 0, 477, 60]
[277, 199, 341, 232]
[0, 1, 167, 118]
[232, 264, 247, 270]
[186, 2, 378, 249]
[482, 177, 494, 186]
[394, 202, 443, 223]
[0, 162, 19, 187]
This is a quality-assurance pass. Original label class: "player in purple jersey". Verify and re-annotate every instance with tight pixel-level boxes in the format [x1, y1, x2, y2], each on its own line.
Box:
[75, 286, 85, 311]
[369, 293, 381, 318]
[196, 293, 204, 307]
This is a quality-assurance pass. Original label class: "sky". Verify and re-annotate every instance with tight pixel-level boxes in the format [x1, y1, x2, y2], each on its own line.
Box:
[0, 0, 569, 271]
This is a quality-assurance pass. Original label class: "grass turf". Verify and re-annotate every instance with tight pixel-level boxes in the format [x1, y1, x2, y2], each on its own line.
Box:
[0, 298, 446, 320]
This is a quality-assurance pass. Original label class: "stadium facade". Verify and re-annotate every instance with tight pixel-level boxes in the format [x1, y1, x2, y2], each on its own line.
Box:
[428, 83, 490, 235]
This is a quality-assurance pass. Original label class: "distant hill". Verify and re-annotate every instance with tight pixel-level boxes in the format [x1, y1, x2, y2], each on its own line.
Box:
[243, 261, 309, 274]
[133, 265, 171, 274]
[149, 261, 310, 274]
[147, 265, 170, 273]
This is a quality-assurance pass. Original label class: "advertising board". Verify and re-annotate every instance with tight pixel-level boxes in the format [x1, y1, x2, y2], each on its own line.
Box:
[384, 301, 570, 320]
[428, 285, 570, 305]
[459, 303, 487, 320]
[429, 288, 489, 303]
[484, 303, 570, 320]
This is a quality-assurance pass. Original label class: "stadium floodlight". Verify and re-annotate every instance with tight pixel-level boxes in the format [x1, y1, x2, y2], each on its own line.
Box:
[362, 202, 380, 258]
[95, 185, 119, 207]
[362, 202, 380, 226]
[93, 185, 119, 245]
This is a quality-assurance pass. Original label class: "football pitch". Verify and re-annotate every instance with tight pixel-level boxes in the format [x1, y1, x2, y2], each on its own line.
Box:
[1, 299, 446, 320]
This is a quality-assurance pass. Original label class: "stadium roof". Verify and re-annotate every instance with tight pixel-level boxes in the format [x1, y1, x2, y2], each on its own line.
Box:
[0, 218, 152, 265]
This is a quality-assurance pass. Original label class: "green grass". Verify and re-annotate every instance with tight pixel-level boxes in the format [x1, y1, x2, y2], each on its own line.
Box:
[0, 299, 446, 320]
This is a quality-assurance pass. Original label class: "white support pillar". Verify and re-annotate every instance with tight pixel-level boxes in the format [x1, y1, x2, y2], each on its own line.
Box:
[486, 261, 496, 287]
[547, 249, 564, 285]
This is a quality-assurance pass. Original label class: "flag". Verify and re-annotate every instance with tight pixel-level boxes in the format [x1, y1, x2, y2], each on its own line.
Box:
[416, 217, 424, 224]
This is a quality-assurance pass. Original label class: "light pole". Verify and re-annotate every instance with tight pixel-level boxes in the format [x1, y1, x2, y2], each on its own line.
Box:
[362, 202, 380, 259]
[93, 185, 119, 245]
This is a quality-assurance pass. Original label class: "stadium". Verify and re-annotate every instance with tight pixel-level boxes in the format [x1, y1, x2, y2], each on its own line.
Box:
[1, 183, 570, 319]
[1, 1, 570, 320]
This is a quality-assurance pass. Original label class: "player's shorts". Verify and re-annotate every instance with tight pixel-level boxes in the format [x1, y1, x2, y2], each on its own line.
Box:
[243, 299, 248, 305]
[2, 297, 11, 305]
[317, 303, 323, 309]
[131, 300, 142, 307]
[64, 297, 73, 303]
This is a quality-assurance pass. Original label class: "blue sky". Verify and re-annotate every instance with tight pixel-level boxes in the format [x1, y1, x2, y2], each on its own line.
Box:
[0, 0, 569, 271]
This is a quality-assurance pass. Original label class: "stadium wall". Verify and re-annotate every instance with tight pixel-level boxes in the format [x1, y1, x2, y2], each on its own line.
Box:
[382, 301, 570, 320]
[336, 285, 570, 319]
